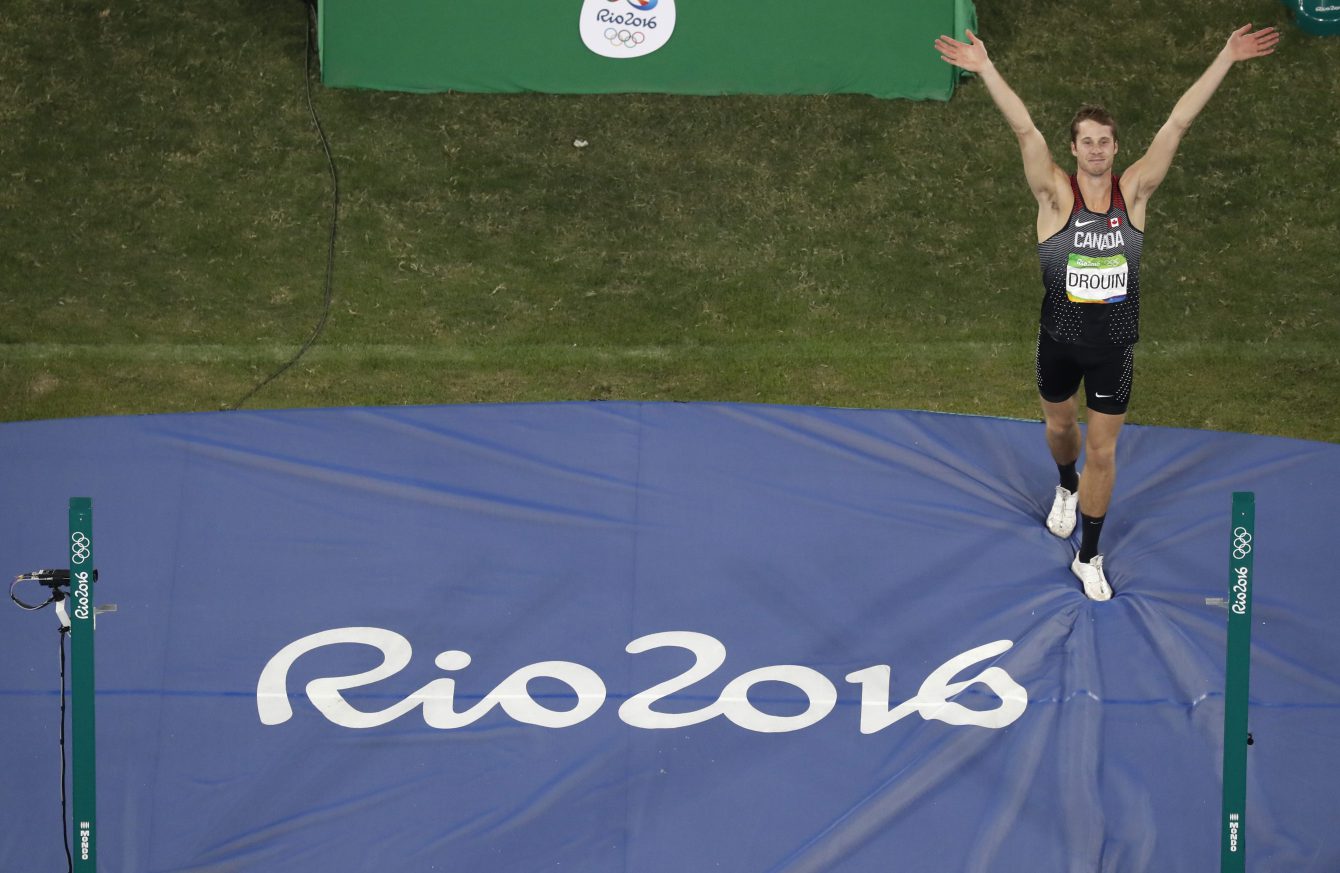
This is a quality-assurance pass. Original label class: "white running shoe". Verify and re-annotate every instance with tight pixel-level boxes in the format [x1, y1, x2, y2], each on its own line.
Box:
[1047, 485, 1079, 537]
[1071, 554, 1112, 601]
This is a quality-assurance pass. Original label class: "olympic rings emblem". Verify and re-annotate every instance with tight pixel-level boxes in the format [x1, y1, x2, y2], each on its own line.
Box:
[71, 531, 91, 564]
[1232, 527, 1252, 560]
[604, 27, 645, 48]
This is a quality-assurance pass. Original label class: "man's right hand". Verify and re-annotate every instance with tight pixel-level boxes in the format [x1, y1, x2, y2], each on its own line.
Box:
[933, 29, 1065, 232]
[935, 29, 992, 73]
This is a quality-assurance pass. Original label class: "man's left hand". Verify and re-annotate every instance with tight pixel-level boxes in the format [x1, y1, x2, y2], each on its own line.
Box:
[1222, 24, 1280, 63]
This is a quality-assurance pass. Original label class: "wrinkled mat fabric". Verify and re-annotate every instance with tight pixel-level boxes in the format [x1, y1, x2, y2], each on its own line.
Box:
[2, 403, 1337, 872]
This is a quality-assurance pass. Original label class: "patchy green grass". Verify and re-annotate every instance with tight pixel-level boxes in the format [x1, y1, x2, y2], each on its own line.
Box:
[2, 0, 1337, 441]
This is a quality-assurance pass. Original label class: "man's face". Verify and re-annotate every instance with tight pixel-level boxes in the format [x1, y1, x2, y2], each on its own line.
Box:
[1070, 120, 1118, 176]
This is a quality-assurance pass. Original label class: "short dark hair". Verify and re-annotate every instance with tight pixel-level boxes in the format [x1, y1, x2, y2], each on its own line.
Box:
[1070, 104, 1118, 144]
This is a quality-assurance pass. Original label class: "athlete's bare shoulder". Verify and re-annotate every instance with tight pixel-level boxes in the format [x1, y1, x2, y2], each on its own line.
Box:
[1115, 169, 1149, 230]
[1036, 167, 1073, 243]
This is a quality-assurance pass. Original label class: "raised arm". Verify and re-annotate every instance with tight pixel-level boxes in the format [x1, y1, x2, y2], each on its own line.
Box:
[935, 30, 1067, 214]
[1123, 24, 1280, 207]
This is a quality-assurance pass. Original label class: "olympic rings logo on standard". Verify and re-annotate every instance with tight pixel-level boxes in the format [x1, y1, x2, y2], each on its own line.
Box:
[1232, 526, 1253, 560]
[71, 531, 91, 564]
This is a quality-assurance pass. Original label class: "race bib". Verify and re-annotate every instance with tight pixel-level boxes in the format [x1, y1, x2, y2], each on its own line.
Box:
[1065, 253, 1128, 304]
[579, 0, 677, 59]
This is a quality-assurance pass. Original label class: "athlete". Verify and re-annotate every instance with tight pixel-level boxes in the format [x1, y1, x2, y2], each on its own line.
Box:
[934, 24, 1278, 600]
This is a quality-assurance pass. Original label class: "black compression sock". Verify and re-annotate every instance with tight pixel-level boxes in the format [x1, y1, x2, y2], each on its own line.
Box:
[1058, 461, 1079, 494]
[1079, 513, 1105, 563]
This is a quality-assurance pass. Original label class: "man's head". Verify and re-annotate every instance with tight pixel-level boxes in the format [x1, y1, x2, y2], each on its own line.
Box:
[1070, 104, 1118, 145]
[1069, 104, 1118, 176]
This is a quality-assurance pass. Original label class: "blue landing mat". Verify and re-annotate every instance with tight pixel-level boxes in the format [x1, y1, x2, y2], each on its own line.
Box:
[2, 403, 1338, 872]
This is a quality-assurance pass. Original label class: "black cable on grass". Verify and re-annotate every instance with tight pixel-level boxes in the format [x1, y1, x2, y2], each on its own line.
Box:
[228, 0, 339, 410]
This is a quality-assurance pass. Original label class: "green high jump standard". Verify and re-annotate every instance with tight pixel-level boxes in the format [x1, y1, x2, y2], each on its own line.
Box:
[69, 497, 97, 871]
[1220, 492, 1255, 872]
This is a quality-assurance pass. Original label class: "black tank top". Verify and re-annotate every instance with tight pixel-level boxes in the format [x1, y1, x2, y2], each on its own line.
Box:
[1038, 175, 1143, 346]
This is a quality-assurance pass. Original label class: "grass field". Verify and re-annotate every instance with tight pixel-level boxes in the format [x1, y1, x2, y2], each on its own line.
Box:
[2, 0, 1337, 441]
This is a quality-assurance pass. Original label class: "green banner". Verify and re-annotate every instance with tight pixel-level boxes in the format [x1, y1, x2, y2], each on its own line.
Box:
[69, 497, 97, 872]
[1220, 492, 1254, 873]
[319, 0, 976, 100]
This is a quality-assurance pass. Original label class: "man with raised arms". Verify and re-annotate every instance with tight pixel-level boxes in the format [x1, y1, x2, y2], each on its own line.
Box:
[934, 24, 1278, 600]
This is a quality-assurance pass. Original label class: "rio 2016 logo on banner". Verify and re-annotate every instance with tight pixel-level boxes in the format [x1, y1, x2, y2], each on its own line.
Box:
[257, 629, 1028, 735]
[580, 0, 676, 59]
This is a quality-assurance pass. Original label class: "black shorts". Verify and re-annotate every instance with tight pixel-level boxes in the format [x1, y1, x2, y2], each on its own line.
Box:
[1035, 328, 1134, 415]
